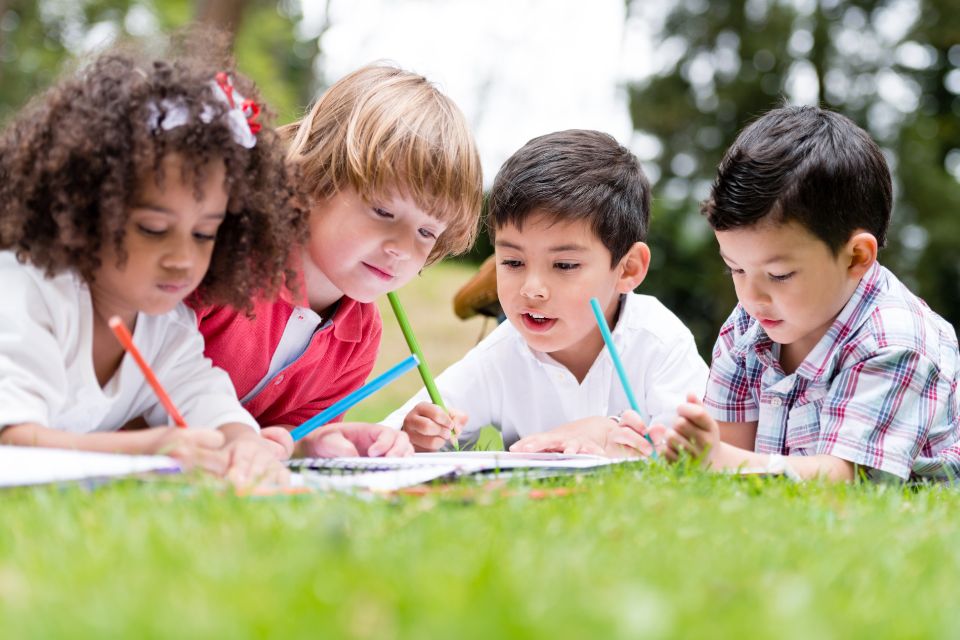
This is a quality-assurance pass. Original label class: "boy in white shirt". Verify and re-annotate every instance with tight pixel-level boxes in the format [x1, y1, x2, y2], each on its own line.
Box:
[382, 129, 708, 454]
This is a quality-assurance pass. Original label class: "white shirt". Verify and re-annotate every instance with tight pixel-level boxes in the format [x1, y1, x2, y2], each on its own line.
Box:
[382, 293, 709, 447]
[0, 252, 257, 434]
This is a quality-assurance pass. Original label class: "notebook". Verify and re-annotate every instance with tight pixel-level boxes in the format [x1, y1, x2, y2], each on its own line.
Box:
[0, 445, 180, 488]
[288, 451, 631, 491]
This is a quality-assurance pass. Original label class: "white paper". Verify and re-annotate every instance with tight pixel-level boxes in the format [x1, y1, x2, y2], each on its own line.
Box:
[0, 445, 180, 487]
[288, 451, 631, 491]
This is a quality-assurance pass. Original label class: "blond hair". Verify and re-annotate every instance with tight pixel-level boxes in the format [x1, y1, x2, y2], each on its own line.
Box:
[281, 64, 482, 263]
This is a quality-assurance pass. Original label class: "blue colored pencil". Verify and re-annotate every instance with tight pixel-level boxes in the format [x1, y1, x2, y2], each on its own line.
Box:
[291, 354, 420, 442]
[589, 297, 658, 457]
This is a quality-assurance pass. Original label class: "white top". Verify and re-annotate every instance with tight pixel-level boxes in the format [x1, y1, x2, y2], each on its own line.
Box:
[382, 293, 710, 447]
[0, 252, 257, 434]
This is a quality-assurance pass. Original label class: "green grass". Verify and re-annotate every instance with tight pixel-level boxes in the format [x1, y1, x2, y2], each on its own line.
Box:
[4, 263, 960, 638]
[2, 468, 959, 638]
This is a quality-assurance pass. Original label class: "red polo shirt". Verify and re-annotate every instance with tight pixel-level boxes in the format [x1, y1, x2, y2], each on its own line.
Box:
[189, 291, 381, 427]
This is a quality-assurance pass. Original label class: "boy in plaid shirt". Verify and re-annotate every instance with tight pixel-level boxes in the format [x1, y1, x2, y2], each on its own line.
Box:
[630, 105, 960, 481]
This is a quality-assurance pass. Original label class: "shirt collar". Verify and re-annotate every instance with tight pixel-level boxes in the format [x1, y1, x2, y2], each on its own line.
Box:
[280, 264, 364, 343]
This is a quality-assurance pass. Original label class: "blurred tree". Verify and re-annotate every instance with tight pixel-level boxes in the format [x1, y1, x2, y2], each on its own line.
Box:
[626, 0, 960, 357]
[0, 0, 324, 126]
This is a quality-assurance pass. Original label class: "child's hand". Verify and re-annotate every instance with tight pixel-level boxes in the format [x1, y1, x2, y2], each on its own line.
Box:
[299, 423, 414, 458]
[144, 426, 229, 476]
[260, 426, 295, 460]
[221, 434, 291, 488]
[401, 402, 466, 452]
[510, 415, 655, 458]
[661, 393, 721, 463]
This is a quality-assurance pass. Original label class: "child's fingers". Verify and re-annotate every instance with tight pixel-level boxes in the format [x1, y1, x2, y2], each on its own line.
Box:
[307, 430, 360, 458]
[414, 402, 453, 427]
[367, 428, 402, 457]
[449, 410, 468, 436]
[675, 401, 713, 431]
[260, 426, 295, 460]
[510, 434, 558, 453]
[226, 444, 256, 487]
[381, 430, 414, 457]
[404, 415, 452, 439]
[169, 444, 229, 476]
[574, 439, 605, 456]
[407, 431, 447, 452]
[610, 427, 653, 458]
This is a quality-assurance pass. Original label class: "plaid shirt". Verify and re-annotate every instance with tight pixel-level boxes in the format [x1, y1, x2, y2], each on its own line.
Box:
[704, 262, 960, 481]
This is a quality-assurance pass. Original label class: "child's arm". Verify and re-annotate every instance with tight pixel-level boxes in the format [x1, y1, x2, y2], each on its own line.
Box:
[0, 421, 229, 474]
[510, 415, 655, 458]
[382, 344, 499, 451]
[718, 421, 759, 451]
[633, 395, 855, 481]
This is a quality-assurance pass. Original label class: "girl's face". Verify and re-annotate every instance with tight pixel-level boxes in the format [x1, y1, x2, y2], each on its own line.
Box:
[91, 153, 228, 326]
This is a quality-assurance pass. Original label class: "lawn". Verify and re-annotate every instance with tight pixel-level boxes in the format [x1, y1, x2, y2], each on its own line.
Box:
[2, 262, 959, 639]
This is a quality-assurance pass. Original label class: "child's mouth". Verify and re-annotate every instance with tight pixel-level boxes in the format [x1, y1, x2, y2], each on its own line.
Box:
[521, 312, 557, 332]
[362, 262, 395, 281]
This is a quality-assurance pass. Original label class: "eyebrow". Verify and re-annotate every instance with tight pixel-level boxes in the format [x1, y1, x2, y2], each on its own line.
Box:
[134, 204, 226, 221]
[719, 250, 793, 265]
[494, 240, 589, 252]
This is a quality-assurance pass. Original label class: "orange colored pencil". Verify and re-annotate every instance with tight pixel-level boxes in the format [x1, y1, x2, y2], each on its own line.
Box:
[108, 315, 188, 428]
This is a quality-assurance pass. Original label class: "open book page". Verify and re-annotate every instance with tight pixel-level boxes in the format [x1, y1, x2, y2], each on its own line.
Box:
[0, 445, 180, 488]
[287, 451, 635, 491]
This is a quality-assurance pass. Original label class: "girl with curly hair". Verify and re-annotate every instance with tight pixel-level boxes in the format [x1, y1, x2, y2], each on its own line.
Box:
[0, 41, 305, 486]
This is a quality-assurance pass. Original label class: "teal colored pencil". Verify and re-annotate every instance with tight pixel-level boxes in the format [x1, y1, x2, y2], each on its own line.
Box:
[589, 297, 658, 458]
[291, 354, 419, 442]
[386, 292, 459, 450]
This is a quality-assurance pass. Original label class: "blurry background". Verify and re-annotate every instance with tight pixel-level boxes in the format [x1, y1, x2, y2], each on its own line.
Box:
[2, 0, 958, 417]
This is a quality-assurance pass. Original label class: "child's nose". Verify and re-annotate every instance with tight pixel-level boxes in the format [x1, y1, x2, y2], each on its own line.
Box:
[383, 231, 414, 260]
[740, 276, 770, 306]
[160, 235, 196, 271]
[520, 272, 549, 300]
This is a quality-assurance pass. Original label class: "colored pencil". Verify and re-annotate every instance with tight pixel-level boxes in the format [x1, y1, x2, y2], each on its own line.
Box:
[108, 315, 188, 428]
[386, 291, 459, 449]
[291, 354, 420, 442]
[589, 298, 657, 457]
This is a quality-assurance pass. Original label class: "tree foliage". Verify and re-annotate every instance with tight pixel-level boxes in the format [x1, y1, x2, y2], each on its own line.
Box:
[628, 0, 960, 356]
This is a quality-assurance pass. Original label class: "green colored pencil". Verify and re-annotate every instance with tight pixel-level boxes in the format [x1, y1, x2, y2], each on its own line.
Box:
[386, 291, 459, 450]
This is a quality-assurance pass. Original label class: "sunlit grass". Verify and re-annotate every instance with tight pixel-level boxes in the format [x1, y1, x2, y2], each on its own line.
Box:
[6, 263, 959, 638]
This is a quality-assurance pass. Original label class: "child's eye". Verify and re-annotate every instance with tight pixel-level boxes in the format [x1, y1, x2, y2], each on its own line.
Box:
[418, 228, 437, 240]
[373, 207, 394, 219]
[722, 266, 744, 276]
[554, 262, 579, 271]
[137, 224, 166, 237]
[193, 232, 217, 242]
[500, 259, 523, 269]
[769, 272, 795, 282]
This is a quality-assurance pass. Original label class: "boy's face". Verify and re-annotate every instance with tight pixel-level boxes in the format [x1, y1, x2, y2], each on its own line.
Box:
[92, 153, 227, 325]
[494, 211, 646, 374]
[715, 219, 864, 367]
[304, 187, 447, 310]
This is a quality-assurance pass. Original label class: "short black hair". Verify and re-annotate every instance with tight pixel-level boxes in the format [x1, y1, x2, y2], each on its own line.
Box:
[487, 129, 651, 266]
[702, 105, 892, 253]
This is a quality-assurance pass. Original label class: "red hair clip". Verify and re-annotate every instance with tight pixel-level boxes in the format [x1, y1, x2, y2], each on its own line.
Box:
[214, 72, 236, 108]
[241, 99, 262, 135]
[214, 71, 260, 136]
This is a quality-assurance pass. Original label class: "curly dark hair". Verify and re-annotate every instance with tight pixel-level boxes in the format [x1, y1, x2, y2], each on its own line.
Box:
[0, 35, 306, 312]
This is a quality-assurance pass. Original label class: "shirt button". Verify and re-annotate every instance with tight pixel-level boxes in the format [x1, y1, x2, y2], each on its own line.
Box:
[275, 375, 285, 385]
[770, 397, 782, 407]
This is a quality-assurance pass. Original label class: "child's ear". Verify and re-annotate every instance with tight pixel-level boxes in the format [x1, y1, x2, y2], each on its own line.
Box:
[616, 242, 651, 293]
[845, 231, 878, 280]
